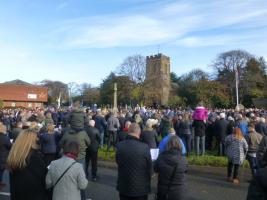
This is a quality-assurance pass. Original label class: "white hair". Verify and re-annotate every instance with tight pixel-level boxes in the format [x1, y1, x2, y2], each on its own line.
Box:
[260, 117, 266, 124]
[146, 119, 158, 128]
[220, 113, 226, 119]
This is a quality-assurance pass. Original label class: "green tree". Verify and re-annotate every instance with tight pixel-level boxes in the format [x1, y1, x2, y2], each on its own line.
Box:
[99, 73, 135, 106]
[171, 70, 231, 108]
[168, 95, 186, 107]
[241, 57, 267, 106]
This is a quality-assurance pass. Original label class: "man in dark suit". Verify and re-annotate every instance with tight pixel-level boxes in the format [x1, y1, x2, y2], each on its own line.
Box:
[215, 113, 229, 156]
[116, 123, 152, 200]
[85, 120, 100, 181]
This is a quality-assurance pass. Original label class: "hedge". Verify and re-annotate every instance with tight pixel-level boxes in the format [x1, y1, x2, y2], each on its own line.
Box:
[98, 147, 249, 168]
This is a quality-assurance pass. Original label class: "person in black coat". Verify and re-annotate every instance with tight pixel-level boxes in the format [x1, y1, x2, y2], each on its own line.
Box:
[85, 120, 101, 181]
[215, 113, 229, 156]
[10, 122, 23, 142]
[192, 119, 206, 156]
[206, 117, 216, 151]
[255, 118, 267, 136]
[116, 123, 152, 200]
[0, 123, 12, 188]
[39, 123, 60, 166]
[247, 153, 267, 200]
[118, 113, 126, 131]
[257, 135, 267, 167]
[154, 135, 188, 200]
[93, 110, 107, 148]
[6, 128, 48, 200]
[226, 116, 235, 136]
[140, 119, 159, 149]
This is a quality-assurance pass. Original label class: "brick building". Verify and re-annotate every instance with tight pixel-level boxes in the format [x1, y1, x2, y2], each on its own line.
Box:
[0, 80, 48, 108]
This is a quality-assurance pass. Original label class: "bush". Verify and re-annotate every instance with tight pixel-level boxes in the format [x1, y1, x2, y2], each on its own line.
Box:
[98, 147, 249, 168]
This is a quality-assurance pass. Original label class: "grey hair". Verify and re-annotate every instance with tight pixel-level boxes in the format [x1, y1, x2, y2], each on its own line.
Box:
[166, 136, 182, 152]
[146, 119, 153, 128]
[129, 123, 141, 134]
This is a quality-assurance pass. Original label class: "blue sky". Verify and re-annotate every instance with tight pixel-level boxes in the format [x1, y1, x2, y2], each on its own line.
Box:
[0, 0, 267, 86]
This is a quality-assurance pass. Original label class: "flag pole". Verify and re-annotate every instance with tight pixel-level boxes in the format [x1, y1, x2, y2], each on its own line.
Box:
[235, 68, 239, 111]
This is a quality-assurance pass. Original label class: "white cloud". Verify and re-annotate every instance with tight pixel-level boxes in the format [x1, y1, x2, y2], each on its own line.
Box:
[48, 0, 267, 49]
[175, 31, 267, 47]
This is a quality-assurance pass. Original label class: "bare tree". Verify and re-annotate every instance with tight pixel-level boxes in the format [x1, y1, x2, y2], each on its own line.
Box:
[40, 80, 69, 104]
[118, 54, 146, 83]
[212, 50, 253, 105]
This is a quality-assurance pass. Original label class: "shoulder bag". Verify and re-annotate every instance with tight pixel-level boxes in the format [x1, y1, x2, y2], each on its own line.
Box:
[47, 162, 76, 199]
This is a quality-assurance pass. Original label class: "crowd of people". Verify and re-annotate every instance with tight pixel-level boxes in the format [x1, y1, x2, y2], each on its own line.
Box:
[0, 103, 266, 200]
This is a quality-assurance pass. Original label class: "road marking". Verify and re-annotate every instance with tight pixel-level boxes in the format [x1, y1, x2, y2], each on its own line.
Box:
[0, 192, 10, 196]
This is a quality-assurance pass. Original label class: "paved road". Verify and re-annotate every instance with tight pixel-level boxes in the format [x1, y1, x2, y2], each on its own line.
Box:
[0, 166, 250, 200]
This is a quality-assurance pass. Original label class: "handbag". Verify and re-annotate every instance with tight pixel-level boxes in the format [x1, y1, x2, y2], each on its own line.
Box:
[155, 163, 178, 200]
[47, 162, 76, 199]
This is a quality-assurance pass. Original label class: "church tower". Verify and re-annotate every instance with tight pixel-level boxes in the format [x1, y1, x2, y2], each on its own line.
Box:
[144, 53, 171, 105]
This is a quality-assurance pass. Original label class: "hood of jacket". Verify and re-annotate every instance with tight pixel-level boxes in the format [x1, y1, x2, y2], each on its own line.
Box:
[161, 149, 181, 165]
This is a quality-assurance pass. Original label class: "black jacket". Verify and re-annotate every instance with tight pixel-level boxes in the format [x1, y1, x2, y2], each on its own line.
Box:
[154, 149, 188, 200]
[257, 136, 267, 167]
[215, 119, 229, 140]
[85, 126, 100, 152]
[247, 168, 267, 200]
[116, 135, 152, 197]
[93, 115, 107, 133]
[118, 129, 128, 142]
[10, 149, 48, 200]
[140, 129, 159, 149]
[118, 117, 126, 131]
[174, 120, 183, 137]
[10, 128, 23, 141]
[226, 120, 235, 135]
[192, 120, 206, 137]
[206, 122, 216, 137]
[0, 133, 11, 170]
[255, 122, 267, 136]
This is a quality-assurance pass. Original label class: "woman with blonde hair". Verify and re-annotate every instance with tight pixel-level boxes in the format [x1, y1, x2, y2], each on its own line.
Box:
[6, 128, 48, 200]
[0, 122, 11, 189]
[225, 127, 248, 184]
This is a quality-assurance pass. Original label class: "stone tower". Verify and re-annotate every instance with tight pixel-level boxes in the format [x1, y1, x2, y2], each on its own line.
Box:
[144, 53, 171, 105]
